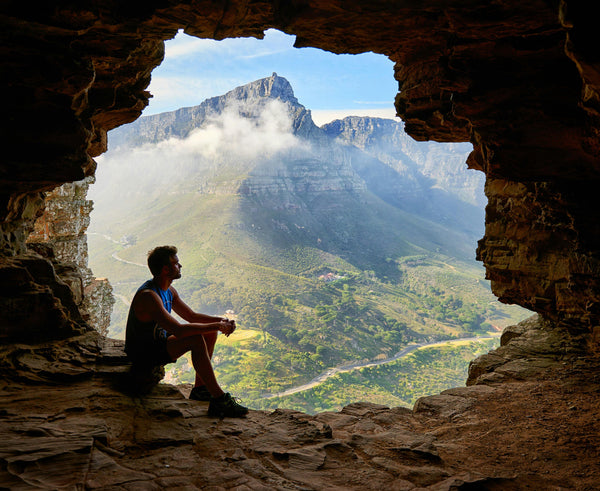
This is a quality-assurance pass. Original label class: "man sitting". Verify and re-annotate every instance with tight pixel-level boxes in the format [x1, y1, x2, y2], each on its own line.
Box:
[125, 245, 248, 418]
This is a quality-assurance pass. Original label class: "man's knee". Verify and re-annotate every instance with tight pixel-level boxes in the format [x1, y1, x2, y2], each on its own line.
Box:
[166, 334, 207, 359]
[203, 331, 218, 344]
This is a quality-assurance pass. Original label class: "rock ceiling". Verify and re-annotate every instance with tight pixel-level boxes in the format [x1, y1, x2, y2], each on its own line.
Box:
[1, 2, 600, 488]
[2, 0, 599, 336]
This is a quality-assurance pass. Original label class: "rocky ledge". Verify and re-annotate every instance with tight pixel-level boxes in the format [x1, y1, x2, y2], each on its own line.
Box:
[1, 316, 598, 490]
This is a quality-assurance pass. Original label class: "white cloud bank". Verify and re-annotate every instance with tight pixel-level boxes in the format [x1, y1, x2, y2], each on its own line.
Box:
[91, 100, 304, 205]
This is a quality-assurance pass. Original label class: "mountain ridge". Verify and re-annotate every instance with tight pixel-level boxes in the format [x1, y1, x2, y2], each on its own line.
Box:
[92, 73, 487, 286]
[102, 73, 483, 237]
[88, 74, 529, 411]
[108, 73, 320, 148]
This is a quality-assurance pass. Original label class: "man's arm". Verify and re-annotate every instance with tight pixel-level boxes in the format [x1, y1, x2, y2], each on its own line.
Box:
[171, 286, 228, 324]
[133, 290, 233, 338]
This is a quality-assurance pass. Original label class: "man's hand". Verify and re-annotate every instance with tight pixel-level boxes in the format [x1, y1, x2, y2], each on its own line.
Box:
[219, 319, 236, 337]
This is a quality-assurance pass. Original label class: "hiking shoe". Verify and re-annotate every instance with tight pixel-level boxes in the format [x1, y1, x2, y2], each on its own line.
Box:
[189, 385, 211, 401]
[208, 392, 249, 418]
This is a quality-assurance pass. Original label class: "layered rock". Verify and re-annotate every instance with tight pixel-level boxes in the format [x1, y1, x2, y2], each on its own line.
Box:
[82, 278, 114, 338]
[1, 2, 600, 487]
[104, 73, 366, 200]
[26, 178, 114, 336]
[323, 117, 483, 207]
[0, 317, 598, 489]
[97, 74, 481, 245]
[477, 178, 600, 332]
[467, 315, 589, 385]
[108, 73, 310, 148]
[2, 1, 600, 337]
[0, 254, 89, 343]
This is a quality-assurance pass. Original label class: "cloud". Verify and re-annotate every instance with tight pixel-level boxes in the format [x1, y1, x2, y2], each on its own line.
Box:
[91, 99, 305, 205]
[164, 29, 294, 61]
[352, 100, 395, 105]
[165, 35, 222, 59]
[239, 48, 291, 60]
[166, 99, 302, 161]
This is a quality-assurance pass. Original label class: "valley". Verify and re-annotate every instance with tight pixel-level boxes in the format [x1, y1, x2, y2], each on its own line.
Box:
[88, 74, 530, 413]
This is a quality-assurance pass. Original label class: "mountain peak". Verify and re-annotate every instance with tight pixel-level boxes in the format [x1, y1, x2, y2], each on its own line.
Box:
[107, 74, 304, 148]
[225, 73, 299, 106]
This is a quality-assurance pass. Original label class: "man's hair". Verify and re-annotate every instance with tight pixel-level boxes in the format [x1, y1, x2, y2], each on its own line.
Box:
[147, 245, 178, 277]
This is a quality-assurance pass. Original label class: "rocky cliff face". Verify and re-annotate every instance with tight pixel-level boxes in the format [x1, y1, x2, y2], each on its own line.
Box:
[26, 177, 115, 337]
[99, 74, 479, 240]
[323, 116, 484, 208]
[477, 178, 600, 333]
[104, 73, 365, 201]
[322, 115, 484, 237]
[1, 2, 600, 488]
[3, 1, 598, 336]
[108, 73, 317, 149]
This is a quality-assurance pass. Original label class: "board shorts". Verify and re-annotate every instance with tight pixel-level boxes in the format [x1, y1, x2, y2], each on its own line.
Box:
[125, 327, 175, 367]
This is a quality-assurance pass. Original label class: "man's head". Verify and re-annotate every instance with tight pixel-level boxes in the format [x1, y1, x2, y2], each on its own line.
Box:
[147, 245, 181, 279]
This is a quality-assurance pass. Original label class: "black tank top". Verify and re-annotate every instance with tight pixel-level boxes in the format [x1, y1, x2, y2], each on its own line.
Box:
[124, 279, 173, 354]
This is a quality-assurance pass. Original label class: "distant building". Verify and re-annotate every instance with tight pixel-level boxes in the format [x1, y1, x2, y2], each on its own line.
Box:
[318, 272, 344, 282]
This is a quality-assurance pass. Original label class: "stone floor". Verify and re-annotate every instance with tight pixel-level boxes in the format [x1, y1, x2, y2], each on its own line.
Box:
[1, 324, 599, 490]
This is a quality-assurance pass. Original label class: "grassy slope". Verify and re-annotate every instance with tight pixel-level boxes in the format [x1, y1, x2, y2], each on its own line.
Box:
[254, 338, 499, 414]
[88, 186, 530, 411]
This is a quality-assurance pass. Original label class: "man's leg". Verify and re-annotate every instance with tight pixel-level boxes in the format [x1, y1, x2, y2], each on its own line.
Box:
[166, 334, 224, 398]
[194, 332, 218, 387]
[166, 333, 248, 417]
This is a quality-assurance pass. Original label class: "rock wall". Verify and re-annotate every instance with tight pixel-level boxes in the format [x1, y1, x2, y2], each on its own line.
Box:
[477, 178, 600, 332]
[1, 1, 599, 343]
[27, 178, 114, 337]
[0, 253, 89, 343]
[27, 179, 93, 272]
[1, 4, 600, 488]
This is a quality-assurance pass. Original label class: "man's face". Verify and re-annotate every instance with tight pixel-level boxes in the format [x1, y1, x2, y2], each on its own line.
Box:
[166, 254, 182, 280]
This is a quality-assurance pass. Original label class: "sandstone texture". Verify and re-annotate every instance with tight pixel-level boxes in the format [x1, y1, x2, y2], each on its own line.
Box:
[27, 177, 114, 337]
[1, 0, 599, 337]
[0, 254, 89, 344]
[1, 2, 600, 489]
[1, 317, 598, 490]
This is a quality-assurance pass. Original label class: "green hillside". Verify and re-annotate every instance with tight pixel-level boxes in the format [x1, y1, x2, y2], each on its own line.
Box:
[88, 186, 528, 410]
[87, 74, 530, 412]
[253, 337, 500, 413]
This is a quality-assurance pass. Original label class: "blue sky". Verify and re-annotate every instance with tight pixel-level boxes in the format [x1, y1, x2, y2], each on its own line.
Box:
[145, 29, 399, 125]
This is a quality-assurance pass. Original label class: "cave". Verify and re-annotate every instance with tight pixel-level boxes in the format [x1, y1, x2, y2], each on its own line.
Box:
[1, 1, 599, 489]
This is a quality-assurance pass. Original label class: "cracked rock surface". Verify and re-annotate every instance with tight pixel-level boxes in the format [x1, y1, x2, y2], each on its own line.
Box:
[1, 318, 599, 490]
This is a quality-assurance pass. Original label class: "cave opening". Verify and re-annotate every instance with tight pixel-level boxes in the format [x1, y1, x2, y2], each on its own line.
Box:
[80, 29, 530, 413]
[4, 3, 600, 487]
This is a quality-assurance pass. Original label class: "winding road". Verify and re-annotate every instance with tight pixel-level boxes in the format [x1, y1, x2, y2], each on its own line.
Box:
[89, 232, 146, 268]
[90, 231, 500, 399]
[264, 334, 500, 399]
